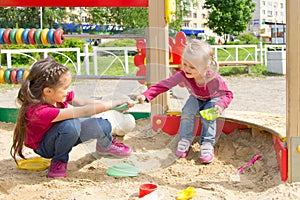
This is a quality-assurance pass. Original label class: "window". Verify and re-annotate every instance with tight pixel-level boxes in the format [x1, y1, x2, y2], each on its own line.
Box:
[267, 10, 272, 17]
[193, 13, 197, 18]
[193, 23, 197, 28]
[184, 22, 189, 28]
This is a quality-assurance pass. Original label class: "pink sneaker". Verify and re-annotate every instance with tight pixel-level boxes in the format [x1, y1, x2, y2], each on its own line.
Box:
[96, 138, 132, 157]
[47, 160, 67, 178]
[175, 138, 190, 158]
[199, 142, 214, 164]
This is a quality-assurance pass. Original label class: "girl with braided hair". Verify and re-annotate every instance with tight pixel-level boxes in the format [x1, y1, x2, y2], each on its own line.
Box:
[11, 57, 134, 178]
[136, 39, 233, 164]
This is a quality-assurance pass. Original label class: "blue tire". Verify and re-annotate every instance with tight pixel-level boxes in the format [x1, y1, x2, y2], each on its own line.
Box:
[16, 68, 24, 84]
[0, 28, 5, 44]
[47, 29, 55, 45]
[22, 28, 30, 44]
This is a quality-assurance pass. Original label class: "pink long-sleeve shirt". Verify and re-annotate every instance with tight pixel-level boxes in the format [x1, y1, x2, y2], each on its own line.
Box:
[25, 91, 74, 149]
[143, 70, 233, 110]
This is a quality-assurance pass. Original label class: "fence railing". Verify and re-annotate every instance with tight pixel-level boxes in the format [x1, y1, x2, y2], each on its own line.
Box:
[0, 43, 286, 79]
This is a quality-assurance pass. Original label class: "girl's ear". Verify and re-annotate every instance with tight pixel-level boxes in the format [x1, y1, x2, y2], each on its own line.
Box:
[43, 87, 54, 96]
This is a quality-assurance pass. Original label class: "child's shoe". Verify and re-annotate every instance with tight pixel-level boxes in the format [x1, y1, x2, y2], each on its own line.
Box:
[175, 138, 191, 158]
[47, 160, 67, 178]
[96, 138, 132, 157]
[199, 142, 214, 164]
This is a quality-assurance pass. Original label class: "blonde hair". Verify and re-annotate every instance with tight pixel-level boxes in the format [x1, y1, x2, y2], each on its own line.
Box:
[182, 39, 219, 82]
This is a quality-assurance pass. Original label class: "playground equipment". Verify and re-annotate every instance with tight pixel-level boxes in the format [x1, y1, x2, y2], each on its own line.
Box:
[0, 0, 299, 183]
[0, 68, 29, 84]
[0, 28, 64, 46]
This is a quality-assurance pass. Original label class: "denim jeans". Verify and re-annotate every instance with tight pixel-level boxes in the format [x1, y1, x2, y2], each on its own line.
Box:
[178, 95, 220, 145]
[34, 117, 112, 163]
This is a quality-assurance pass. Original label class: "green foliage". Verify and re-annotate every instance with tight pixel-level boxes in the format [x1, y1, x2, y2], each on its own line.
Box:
[203, 0, 256, 43]
[0, 7, 66, 28]
[98, 39, 136, 47]
[237, 33, 260, 44]
[89, 7, 148, 33]
[219, 65, 267, 76]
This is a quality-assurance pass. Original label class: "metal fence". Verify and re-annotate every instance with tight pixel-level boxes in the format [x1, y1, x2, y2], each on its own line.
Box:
[0, 43, 286, 79]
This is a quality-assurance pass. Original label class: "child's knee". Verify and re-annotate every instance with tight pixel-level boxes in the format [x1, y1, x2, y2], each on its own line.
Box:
[59, 119, 81, 138]
[97, 118, 112, 136]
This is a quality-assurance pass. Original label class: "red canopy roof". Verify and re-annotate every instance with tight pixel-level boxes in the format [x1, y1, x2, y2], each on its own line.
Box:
[0, 0, 148, 7]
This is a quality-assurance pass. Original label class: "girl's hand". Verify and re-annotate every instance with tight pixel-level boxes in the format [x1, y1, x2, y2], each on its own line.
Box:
[136, 95, 146, 104]
[214, 104, 223, 115]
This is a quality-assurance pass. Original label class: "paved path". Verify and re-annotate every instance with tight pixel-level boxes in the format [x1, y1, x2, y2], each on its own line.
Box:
[0, 76, 286, 116]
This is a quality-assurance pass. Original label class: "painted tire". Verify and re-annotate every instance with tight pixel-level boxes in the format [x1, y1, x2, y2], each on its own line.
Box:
[3, 28, 12, 44]
[22, 69, 30, 81]
[0, 28, 5, 44]
[4, 68, 12, 84]
[54, 28, 64, 45]
[28, 28, 36, 45]
[9, 28, 18, 44]
[16, 68, 24, 84]
[47, 28, 55, 45]
[16, 28, 24, 45]
[34, 29, 43, 45]
[0, 68, 6, 84]
[41, 29, 49, 45]
[10, 68, 18, 84]
[21, 28, 30, 44]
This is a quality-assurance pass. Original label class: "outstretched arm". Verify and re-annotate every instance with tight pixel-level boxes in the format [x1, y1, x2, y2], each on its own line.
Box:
[52, 98, 134, 122]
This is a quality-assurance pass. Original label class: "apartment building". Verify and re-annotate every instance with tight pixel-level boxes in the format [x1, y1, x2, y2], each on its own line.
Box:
[249, 0, 286, 44]
[180, 0, 215, 40]
[181, 0, 286, 44]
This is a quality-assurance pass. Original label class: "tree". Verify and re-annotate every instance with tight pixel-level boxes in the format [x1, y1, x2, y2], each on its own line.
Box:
[0, 7, 66, 29]
[203, 0, 256, 43]
[88, 1, 196, 34]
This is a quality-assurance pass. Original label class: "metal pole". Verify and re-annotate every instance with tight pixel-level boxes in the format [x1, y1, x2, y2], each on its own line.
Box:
[40, 7, 43, 29]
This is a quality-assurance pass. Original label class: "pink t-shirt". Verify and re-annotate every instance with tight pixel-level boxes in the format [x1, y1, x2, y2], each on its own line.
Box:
[143, 70, 233, 110]
[25, 91, 74, 149]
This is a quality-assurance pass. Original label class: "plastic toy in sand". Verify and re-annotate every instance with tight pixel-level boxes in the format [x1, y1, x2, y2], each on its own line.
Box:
[16, 157, 51, 171]
[176, 186, 197, 200]
[200, 108, 220, 120]
[106, 162, 139, 178]
[236, 154, 263, 174]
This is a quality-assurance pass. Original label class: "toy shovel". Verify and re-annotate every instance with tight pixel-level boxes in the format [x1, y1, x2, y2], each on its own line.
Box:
[236, 154, 263, 174]
[200, 108, 219, 120]
[112, 100, 140, 111]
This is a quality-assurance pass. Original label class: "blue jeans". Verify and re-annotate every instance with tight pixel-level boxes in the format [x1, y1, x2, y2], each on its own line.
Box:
[34, 117, 112, 163]
[178, 95, 220, 145]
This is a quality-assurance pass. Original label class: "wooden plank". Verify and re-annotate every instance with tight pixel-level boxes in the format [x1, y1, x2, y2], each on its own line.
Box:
[287, 0, 300, 182]
[0, 0, 148, 7]
[147, 0, 169, 117]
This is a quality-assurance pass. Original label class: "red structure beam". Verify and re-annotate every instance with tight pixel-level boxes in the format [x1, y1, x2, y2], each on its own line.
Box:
[0, 0, 148, 7]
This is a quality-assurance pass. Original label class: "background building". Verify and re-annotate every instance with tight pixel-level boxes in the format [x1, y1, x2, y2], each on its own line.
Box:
[249, 0, 286, 44]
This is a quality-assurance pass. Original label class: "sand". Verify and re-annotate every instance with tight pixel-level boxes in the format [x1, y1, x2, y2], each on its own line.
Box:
[1, 76, 300, 200]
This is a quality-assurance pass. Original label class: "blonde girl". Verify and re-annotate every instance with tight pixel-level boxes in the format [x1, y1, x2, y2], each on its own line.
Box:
[137, 39, 233, 163]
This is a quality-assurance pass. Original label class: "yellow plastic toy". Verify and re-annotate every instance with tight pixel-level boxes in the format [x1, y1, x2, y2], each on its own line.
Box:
[176, 187, 197, 200]
[165, 0, 176, 23]
[17, 157, 51, 171]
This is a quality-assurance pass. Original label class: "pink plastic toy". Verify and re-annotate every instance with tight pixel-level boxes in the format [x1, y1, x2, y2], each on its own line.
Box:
[236, 154, 263, 174]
